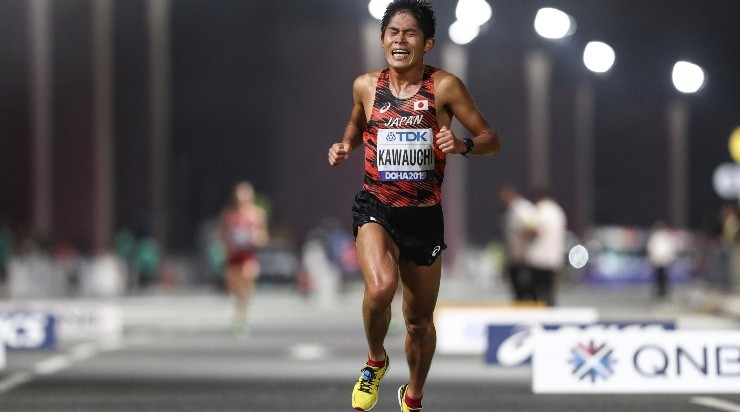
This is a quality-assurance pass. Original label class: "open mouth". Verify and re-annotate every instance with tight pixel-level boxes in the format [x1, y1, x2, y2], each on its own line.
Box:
[391, 49, 410, 59]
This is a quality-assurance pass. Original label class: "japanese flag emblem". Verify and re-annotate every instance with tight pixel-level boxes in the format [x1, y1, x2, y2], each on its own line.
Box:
[413, 100, 429, 111]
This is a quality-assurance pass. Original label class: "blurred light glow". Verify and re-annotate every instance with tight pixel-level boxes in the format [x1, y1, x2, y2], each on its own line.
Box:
[455, 0, 492, 26]
[368, 0, 392, 20]
[449, 20, 480, 45]
[672, 61, 706, 93]
[568, 244, 589, 269]
[534, 8, 575, 39]
[729, 126, 740, 163]
[583, 41, 615, 73]
[713, 163, 740, 200]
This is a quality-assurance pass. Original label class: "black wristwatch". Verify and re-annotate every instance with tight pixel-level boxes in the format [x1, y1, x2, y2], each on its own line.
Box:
[462, 138, 474, 157]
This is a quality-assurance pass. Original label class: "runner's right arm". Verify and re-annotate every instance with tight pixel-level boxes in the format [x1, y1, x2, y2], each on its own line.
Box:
[328, 74, 372, 166]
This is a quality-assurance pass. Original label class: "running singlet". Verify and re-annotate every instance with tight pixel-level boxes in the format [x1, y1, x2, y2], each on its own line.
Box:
[362, 65, 445, 207]
[222, 209, 259, 254]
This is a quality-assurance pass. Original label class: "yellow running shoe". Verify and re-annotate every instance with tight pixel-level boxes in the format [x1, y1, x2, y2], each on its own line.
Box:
[351, 356, 389, 411]
[398, 384, 423, 411]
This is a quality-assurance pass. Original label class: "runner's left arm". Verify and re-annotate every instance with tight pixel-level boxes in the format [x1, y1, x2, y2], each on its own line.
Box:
[436, 73, 501, 157]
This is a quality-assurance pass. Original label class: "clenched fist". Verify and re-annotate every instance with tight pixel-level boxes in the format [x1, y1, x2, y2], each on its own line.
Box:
[328, 142, 352, 166]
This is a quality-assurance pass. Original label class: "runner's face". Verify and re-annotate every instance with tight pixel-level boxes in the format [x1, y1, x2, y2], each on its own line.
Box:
[382, 12, 434, 70]
[235, 183, 254, 204]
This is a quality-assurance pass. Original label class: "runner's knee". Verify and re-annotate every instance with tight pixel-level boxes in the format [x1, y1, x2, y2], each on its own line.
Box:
[405, 316, 434, 341]
[365, 281, 397, 310]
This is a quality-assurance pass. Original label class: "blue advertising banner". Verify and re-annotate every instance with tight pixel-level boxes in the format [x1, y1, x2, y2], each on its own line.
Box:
[0, 311, 57, 350]
[486, 321, 675, 366]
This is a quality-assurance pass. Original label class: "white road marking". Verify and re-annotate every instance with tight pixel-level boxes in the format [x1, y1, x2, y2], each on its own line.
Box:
[34, 354, 73, 375]
[691, 396, 740, 412]
[0, 372, 33, 394]
[0, 338, 131, 395]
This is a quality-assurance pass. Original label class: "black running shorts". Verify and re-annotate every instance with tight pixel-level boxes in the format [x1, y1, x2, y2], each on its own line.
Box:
[352, 190, 447, 266]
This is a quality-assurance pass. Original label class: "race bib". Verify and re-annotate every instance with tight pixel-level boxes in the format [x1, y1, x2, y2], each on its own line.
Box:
[376, 128, 434, 181]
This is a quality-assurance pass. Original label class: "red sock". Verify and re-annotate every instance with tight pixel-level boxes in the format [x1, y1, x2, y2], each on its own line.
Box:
[367, 357, 385, 368]
[404, 392, 423, 408]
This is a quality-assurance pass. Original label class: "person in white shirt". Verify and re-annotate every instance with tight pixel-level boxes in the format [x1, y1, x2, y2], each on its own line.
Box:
[646, 221, 677, 299]
[499, 186, 538, 302]
[525, 190, 567, 306]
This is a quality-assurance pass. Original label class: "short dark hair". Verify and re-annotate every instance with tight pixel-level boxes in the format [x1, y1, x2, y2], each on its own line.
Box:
[381, 0, 436, 40]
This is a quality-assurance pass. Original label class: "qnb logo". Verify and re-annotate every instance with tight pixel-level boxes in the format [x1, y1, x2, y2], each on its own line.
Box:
[569, 340, 617, 383]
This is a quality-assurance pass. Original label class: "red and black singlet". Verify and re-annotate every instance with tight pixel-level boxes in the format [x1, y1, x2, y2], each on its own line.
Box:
[222, 208, 259, 255]
[362, 65, 445, 207]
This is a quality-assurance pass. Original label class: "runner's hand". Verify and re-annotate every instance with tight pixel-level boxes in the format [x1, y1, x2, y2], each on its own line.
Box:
[436, 126, 461, 154]
[328, 142, 351, 166]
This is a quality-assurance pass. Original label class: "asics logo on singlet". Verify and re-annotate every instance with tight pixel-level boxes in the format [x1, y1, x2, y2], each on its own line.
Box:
[431, 246, 441, 257]
[379, 102, 392, 113]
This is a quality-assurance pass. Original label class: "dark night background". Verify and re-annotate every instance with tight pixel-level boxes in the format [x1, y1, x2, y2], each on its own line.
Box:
[1, 0, 739, 254]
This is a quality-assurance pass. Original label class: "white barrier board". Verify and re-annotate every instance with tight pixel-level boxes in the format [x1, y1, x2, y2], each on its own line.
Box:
[0, 334, 5, 369]
[435, 306, 599, 354]
[532, 329, 740, 393]
[0, 302, 122, 342]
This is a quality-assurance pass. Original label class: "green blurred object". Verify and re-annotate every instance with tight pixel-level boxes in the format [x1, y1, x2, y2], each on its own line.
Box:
[208, 240, 226, 278]
[114, 230, 136, 263]
[136, 237, 160, 282]
[0, 227, 12, 280]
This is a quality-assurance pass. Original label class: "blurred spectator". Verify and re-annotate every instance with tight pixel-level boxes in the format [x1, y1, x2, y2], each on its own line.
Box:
[196, 218, 227, 287]
[301, 224, 340, 308]
[114, 229, 137, 290]
[483, 238, 506, 286]
[720, 203, 739, 244]
[135, 236, 161, 289]
[646, 220, 677, 299]
[206, 232, 227, 284]
[0, 225, 12, 285]
[707, 209, 732, 293]
[54, 240, 81, 296]
[499, 185, 537, 302]
[322, 217, 360, 284]
[525, 189, 567, 306]
[726, 204, 740, 294]
[219, 181, 269, 337]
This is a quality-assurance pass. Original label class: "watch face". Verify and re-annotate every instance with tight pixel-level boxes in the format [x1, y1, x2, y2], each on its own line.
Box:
[465, 138, 474, 152]
[462, 138, 474, 157]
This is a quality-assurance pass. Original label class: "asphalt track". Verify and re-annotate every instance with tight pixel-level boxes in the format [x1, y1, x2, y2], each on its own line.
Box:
[0, 281, 738, 411]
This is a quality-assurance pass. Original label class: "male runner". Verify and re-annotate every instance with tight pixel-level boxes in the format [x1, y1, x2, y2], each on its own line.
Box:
[327, 1, 500, 410]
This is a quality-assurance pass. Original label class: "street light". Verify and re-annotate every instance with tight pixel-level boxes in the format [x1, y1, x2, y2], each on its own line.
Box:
[448, 20, 480, 45]
[455, 0, 492, 27]
[534, 7, 575, 40]
[449, 0, 491, 45]
[583, 41, 615, 73]
[672, 61, 706, 93]
[666, 61, 705, 226]
[368, 0, 391, 21]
